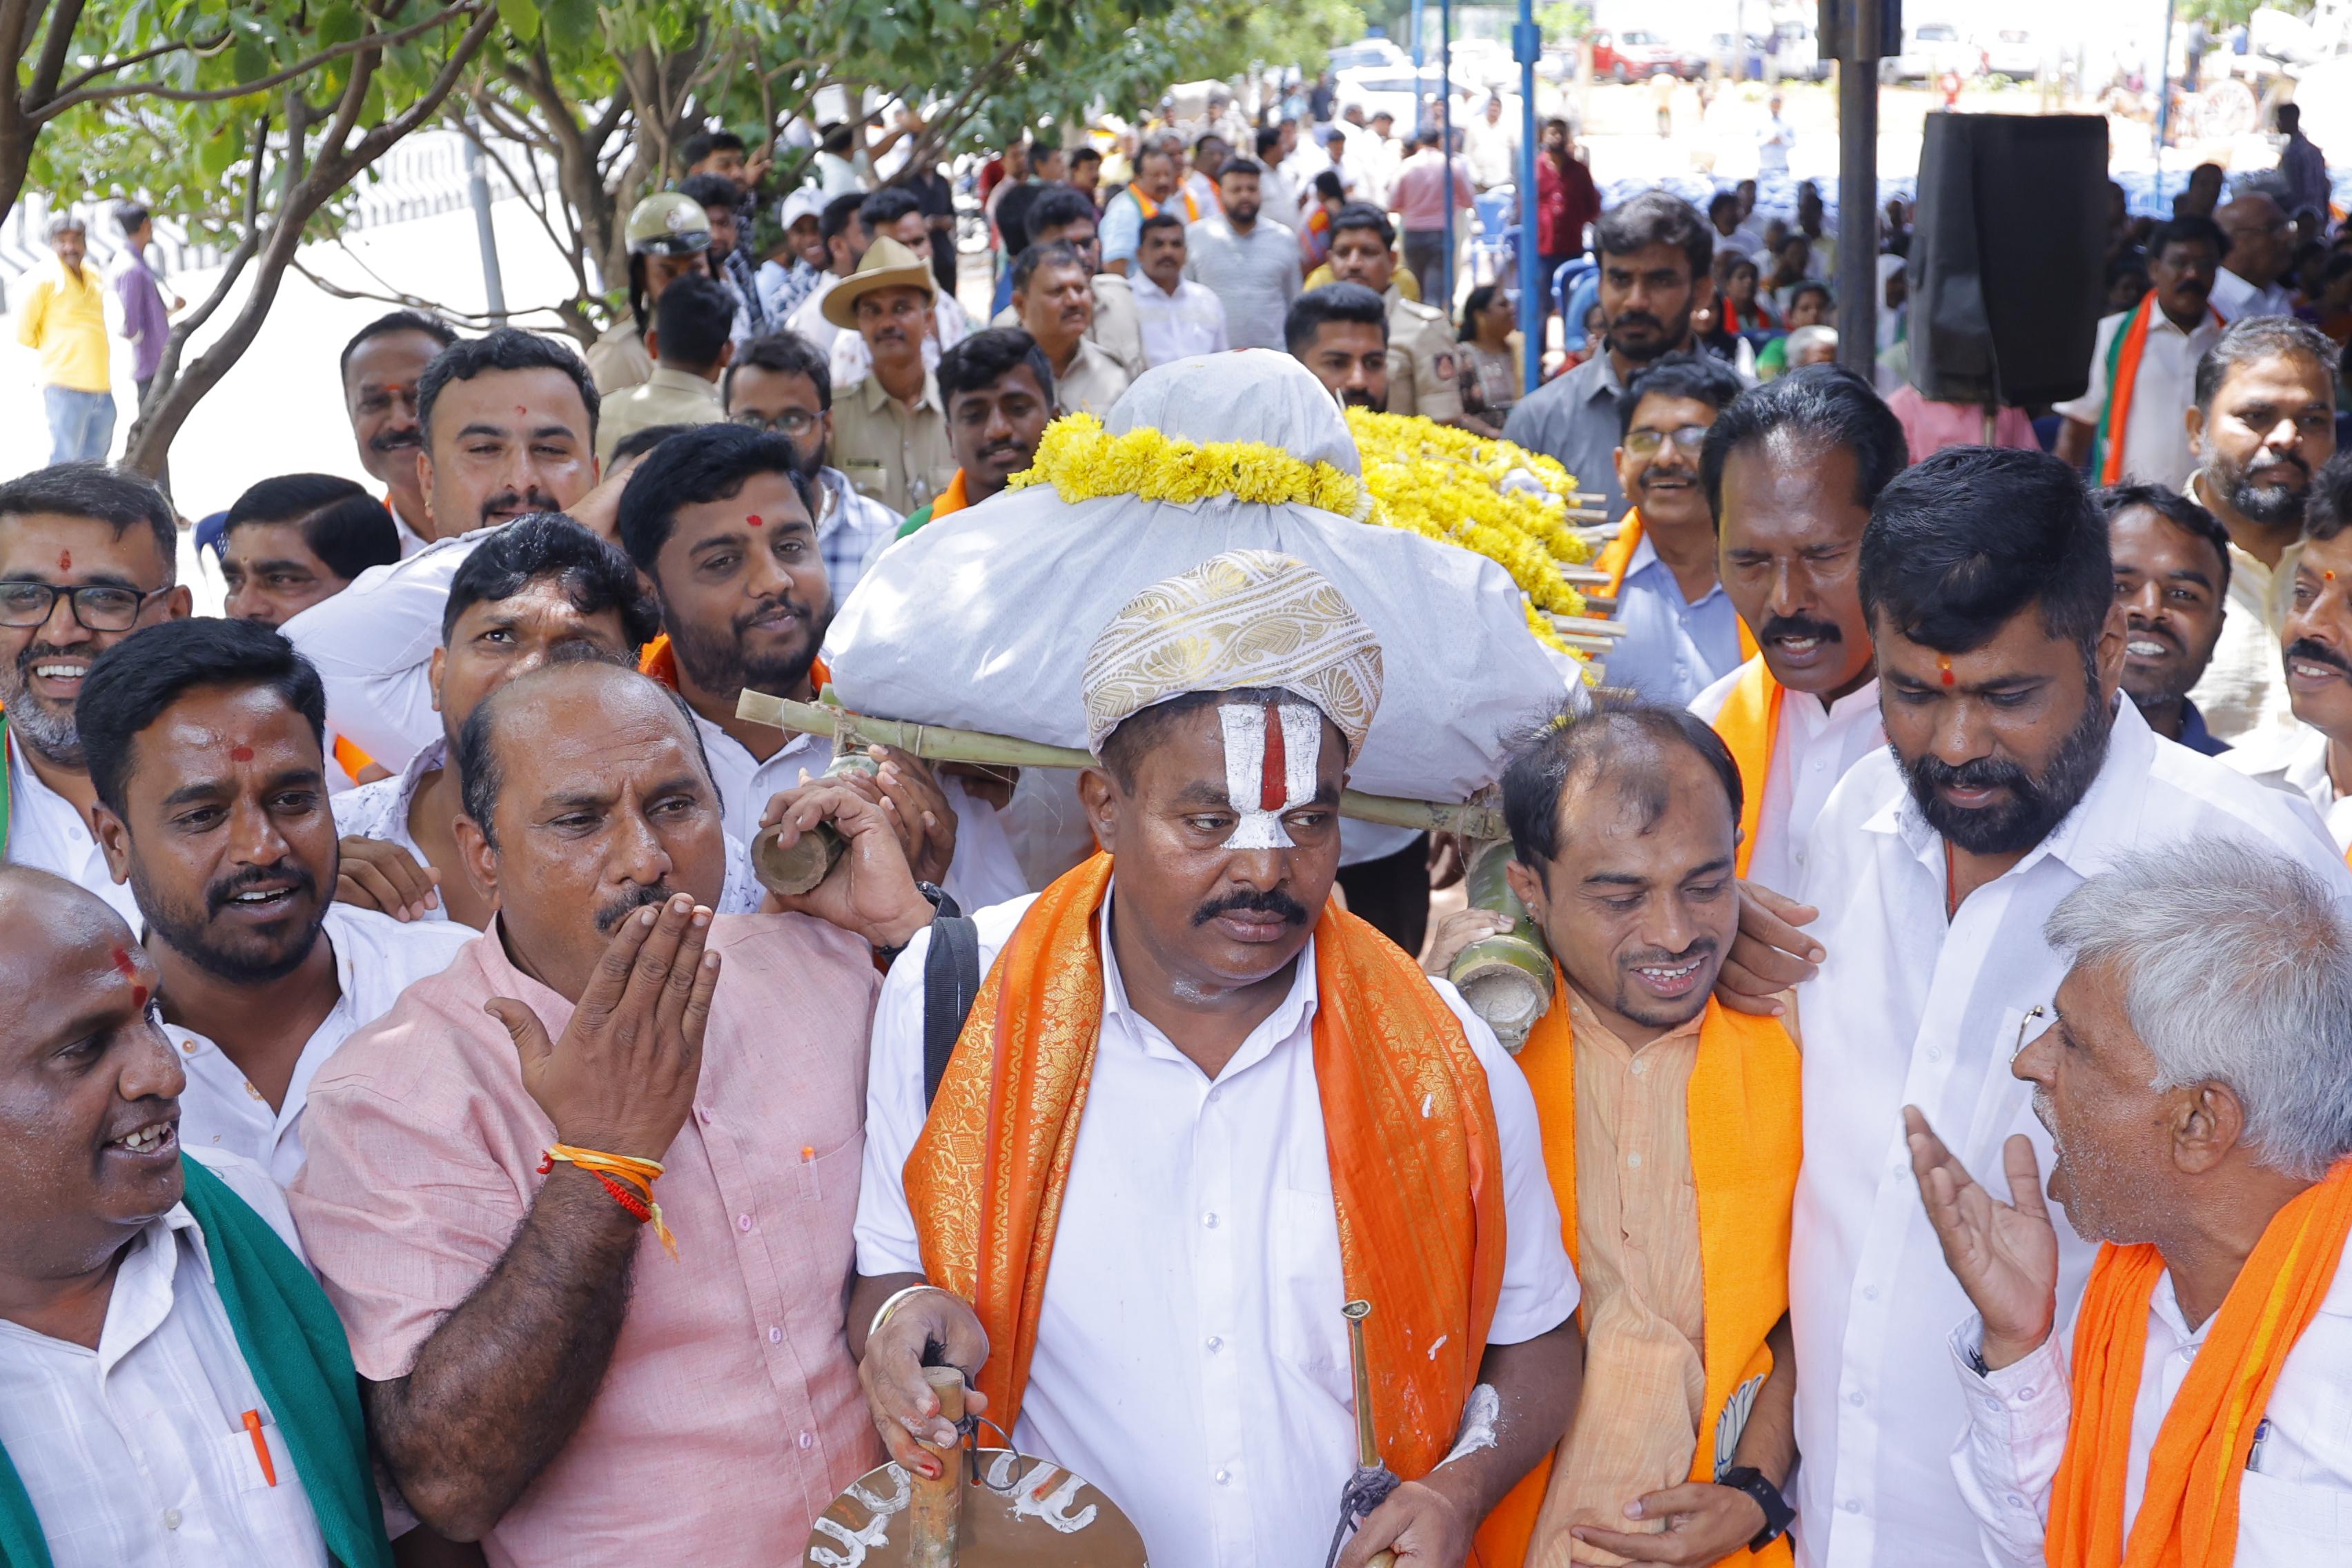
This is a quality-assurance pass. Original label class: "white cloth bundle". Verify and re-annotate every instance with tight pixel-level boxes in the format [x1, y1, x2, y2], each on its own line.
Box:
[828, 352, 1577, 802]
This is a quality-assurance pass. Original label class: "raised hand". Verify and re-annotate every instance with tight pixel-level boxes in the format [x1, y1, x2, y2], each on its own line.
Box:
[1905, 1108, 2059, 1369]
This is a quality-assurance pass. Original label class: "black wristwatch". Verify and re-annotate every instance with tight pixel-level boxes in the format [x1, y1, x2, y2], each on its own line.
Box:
[874, 881, 956, 966]
[1717, 1466, 1795, 1551]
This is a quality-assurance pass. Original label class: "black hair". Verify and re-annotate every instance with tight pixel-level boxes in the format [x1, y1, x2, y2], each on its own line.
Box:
[0, 464, 178, 587]
[1012, 239, 1085, 295]
[1255, 126, 1283, 159]
[416, 327, 599, 443]
[1618, 351, 1745, 438]
[1312, 170, 1345, 204]
[1070, 146, 1103, 170]
[616, 422, 817, 575]
[859, 186, 923, 233]
[1135, 144, 1177, 175]
[1330, 201, 1395, 249]
[1859, 447, 2113, 655]
[676, 172, 741, 213]
[338, 308, 458, 383]
[1699, 363, 1909, 525]
[1500, 694, 1743, 887]
[224, 473, 400, 582]
[938, 326, 1055, 408]
[680, 129, 746, 168]
[1137, 211, 1185, 243]
[1458, 284, 1502, 342]
[441, 511, 663, 651]
[455, 659, 712, 850]
[819, 191, 866, 246]
[1026, 185, 1099, 239]
[79, 618, 324, 819]
[115, 202, 150, 235]
[2148, 214, 2226, 263]
[651, 272, 736, 372]
[1285, 282, 1388, 355]
[1195, 131, 1231, 155]
[1707, 190, 1740, 219]
[607, 423, 697, 466]
[1786, 280, 1833, 311]
[1596, 190, 1712, 280]
[2298, 451, 2352, 545]
[724, 329, 832, 411]
[820, 122, 855, 156]
[2091, 480, 2235, 589]
[996, 183, 1047, 257]
[2193, 315, 2338, 413]
[1219, 157, 1265, 184]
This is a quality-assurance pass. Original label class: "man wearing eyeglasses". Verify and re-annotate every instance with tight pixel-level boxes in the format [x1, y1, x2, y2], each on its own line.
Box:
[1596, 352, 1748, 705]
[723, 329, 899, 603]
[0, 462, 189, 925]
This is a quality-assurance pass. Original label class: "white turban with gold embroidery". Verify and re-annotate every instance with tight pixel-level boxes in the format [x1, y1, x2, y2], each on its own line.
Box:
[1080, 549, 1384, 756]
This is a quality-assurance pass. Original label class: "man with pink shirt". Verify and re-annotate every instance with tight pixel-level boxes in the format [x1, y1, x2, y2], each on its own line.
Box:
[1389, 128, 1475, 311]
[288, 658, 924, 1565]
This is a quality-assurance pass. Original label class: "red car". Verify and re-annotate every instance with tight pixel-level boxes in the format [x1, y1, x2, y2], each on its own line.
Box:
[1591, 28, 1694, 81]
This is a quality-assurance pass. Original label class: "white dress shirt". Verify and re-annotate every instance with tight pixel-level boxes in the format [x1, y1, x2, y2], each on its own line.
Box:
[171, 904, 473, 1184]
[0, 1150, 331, 1568]
[2225, 721, 2352, 854]
[4, 737, 139, 927]
[1948, 1255, 2352, 1566]
[282, 531, 482, 773]
[2183, 478, 2301, 749]
[2050, 304, 2226, 493]
[1689, 660, 1885, 899]
[1605, 536, 1747, 707]
[386, 498, 431, 558]
[2211, 267, 2296, 322]
[1130, 272, 1232, 366]
[855, 888, 1580, 1568]
[1787, 699, 2352, 1568]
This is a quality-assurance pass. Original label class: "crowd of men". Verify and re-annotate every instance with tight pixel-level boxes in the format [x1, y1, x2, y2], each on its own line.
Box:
[5, 83, 2352, 1568]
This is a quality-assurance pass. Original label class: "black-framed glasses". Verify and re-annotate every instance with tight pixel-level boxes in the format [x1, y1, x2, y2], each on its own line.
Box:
[730, 409, 820, 437]
[1623, 424, 1712, 459]
[0, 582, 169, 631]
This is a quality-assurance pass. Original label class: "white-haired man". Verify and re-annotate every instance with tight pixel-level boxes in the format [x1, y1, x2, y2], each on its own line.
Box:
[1906, 837, 2352, 1563]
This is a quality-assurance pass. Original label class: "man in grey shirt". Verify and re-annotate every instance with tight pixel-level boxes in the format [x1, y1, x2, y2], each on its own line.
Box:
[1183, 159, 1301, 351]
[1503, 189, 1716, 520]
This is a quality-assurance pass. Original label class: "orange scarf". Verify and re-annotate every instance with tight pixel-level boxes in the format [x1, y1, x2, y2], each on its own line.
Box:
[905, 852, 1507, 1473]
[1709, 657, 1785, 881]
[637, 638, 830, 697]
[1132, 186, 1200, 224]
[2095, 300, 2222, 487]
[1476, 973, 1801, 1568]
[1592, 509, 1761, 661]
[2048, 1159, 2352, 1568]
[931, 468, 972, 522]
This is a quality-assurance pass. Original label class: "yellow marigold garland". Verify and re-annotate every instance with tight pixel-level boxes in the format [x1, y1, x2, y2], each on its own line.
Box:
[1008, 410, 1593, 659]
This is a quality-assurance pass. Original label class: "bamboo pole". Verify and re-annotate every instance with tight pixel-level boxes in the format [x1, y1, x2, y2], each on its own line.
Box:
[736, 692, 1509, 840]
[1549, 614, 1627, 639]
[908, 1366, 965, 1567]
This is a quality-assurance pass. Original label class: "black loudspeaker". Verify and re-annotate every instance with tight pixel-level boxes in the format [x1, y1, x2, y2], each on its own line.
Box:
[1908, 112, 2109, 408]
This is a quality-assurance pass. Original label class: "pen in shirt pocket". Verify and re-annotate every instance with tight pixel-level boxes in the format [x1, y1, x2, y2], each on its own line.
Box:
[2246, 1416, 2272, 1475]
[241, 1409, 277, 1487]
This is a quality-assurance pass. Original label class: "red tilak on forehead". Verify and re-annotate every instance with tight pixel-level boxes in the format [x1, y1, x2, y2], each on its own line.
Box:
[746, 513, 764, 528]
[1937, 654, 1956, 688]
[230, 745, 254, 763]
[111, 947, 146, 1005]
[1259, 703, 1286, 812]
[57, 551, 70, 571]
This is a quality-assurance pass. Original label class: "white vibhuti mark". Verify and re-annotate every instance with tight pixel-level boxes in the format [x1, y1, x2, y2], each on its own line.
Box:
[1440, 1384, 1502, 1466]
[985, 1456, 1101, 1533]
[808, 1513, 891, 1567]
[847, 1466, 912, 1516]
[1217, 702, 1321, 850]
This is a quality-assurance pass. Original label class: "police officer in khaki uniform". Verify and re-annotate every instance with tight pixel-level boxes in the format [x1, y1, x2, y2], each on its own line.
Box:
[587, 193, 717, 396]
[1323, 201, 1496, 433]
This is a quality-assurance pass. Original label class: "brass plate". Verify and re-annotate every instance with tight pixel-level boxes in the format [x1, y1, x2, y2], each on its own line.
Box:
[805, 1450, 1150, 1567]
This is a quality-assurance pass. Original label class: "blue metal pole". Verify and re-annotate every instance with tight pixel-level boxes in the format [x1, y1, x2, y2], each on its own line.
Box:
[1412, 0, 1427, 135]
[1440, 0, 1455, 313]
[1514, 0, 1541, 394]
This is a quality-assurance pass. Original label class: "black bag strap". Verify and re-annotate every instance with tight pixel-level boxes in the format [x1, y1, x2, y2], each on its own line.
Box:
[921, 897, 981, 1110]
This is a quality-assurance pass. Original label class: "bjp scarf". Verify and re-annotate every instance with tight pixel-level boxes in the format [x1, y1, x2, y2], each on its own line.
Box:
[1131, 186, 1201, 224]
[1591, 511, 1759, 665]
[1476, 974, 1801, 1568]
[904, 852, 1507, 1476]
[638, 638, 830, 698]
[2047, 1157, 2352, 1568]
[1708, 658, 1785, 881]
[2090, 298, 2223, 487]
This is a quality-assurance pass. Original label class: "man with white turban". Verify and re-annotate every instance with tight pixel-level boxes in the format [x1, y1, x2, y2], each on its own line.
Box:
[825, 547, 1584, 1568]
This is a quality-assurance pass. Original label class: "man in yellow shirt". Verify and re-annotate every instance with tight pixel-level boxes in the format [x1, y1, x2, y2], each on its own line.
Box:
[18, 213, 114, 463]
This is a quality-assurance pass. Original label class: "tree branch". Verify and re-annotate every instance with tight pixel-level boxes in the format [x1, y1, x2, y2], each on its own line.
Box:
[41, 1, 478, 118]
[49, 26, 233, 99]
[27, 0, 86, 103]
[291, 253, 574, 329]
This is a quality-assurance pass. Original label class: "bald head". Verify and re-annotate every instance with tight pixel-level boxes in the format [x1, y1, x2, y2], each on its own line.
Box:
[2216, 193, 2292, 288]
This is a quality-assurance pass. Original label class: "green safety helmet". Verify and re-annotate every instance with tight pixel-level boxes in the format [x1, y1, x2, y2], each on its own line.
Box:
[626, 191, 714, 257]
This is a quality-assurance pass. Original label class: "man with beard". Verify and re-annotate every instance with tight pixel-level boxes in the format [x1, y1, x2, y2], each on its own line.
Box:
[1182, 158, 1297, 351]
[0, 463, 188, 925]
[1591, 352, 1747, 705]
[1909, 839, 2352, 1565]
[2054, 217, 2226, 492]
[848, 550, 1581, 1568]
[2226, 451, 2352, 852]
[1324, 202, 1482, 431]
[1507, 191, 1716, 519]
[2096, 484, 2233, 754]
[339, 309, 459, 556]
[2181, 317, 2338, 745]
[282, 327, 603, 770]
[823, 236, 957, 513]
[1013, 240, 1130, 418]
[1722, 446, 2349, 1568]
[1429, 696, 1801, 1568]
[1286, 283, 1391, 409]
[783, 192, 872, 358]
[288, 658, 901, 1564]
[724, 329, 900, 598]
[1693, 364, 1908, 893]
[77, 618, 469, 1182]
[896, 327, 1055, 536]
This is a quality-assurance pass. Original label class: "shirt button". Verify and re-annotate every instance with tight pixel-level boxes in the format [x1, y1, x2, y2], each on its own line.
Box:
[1843, 1499, 1861, 1514]
[1206, 1335, 1223, 1352]
[1848, 1391, 1864, 1407]
[2019, 1386, 2037, 1399]
[1629, 1058, 1647, 1077]
[163, 1510, 182, 1530]
[738, 1214, 754, 1233]
[1202, 1212, 1219, 1229]
[1626, 1152, 1643, 1169]
[697, 1107, 712, 1125]
[179, 1039, 197, 1054]
[801, 1430, 815, 1450]
[1926, 1047, 1943, 1062]
[769, 1326, 783, 1344]
[1214, 1468, 1231, 1485]
[1863, 1285, 1879, 1301]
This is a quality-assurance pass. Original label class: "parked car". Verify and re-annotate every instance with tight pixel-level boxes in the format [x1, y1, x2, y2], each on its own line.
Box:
[1595, 28, 1694, 82]
[1979, 27, 2041, 80]
[1708, 32, 1770, 81]
[1327, 37, 1411, 76]
[1882, 21, 1982, 83]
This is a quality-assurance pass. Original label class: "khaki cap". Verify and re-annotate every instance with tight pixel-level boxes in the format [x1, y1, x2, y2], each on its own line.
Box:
[821, 234, 937, 329]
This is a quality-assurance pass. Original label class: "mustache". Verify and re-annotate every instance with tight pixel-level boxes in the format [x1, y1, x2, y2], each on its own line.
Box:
[480, 486, 561, 523]
[1758, 613, 1841, 645]
[1609, 310, 1664, 335]
[369, 426, 421, 453]
[1908, 750, 2037, 799]
[1192, 887, 1312, 928]
[206, 859, 317, 917]
[2124, 612, 2182, 654]
[595, 881, 678, 934]
[2287, 637, 2352, 678]
[977, 440, 1026, 464]
[1621, 940, 1716, 972]
[735, 591, 815, 638]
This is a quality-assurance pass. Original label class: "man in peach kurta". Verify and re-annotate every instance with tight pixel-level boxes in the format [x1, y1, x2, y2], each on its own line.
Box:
[289, 660, 895, 1566]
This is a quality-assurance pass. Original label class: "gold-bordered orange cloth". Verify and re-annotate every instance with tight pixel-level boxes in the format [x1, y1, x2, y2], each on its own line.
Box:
[904, 851, 1507, 1476]
[2048, 1158, 2352, 1567]
[1709, 657, 1785, 881]
[1476, 971, 1801, 1568]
